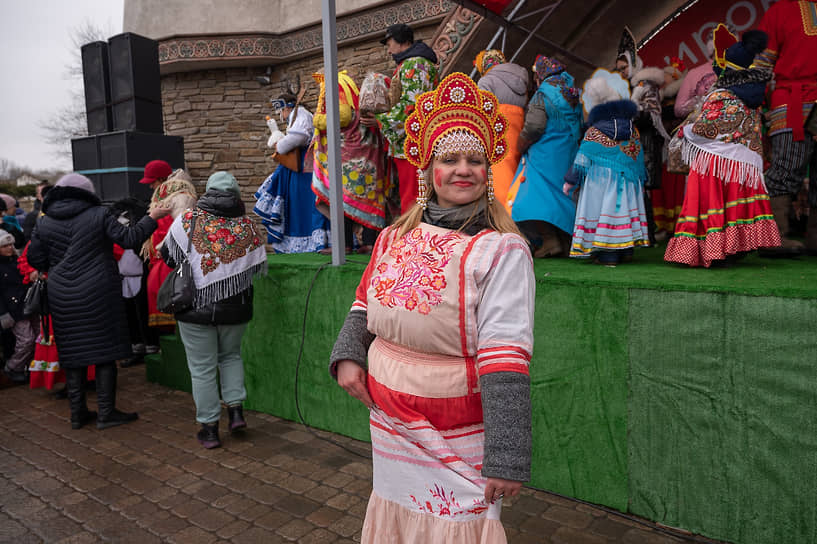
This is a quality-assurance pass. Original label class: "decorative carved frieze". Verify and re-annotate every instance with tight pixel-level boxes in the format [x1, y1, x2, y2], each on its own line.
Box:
[430, 6, 484, 76]
[159, 0, 454, 71]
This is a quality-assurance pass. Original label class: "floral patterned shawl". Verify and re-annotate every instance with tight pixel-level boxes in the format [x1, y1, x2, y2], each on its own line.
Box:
[163, 206, 267, 308]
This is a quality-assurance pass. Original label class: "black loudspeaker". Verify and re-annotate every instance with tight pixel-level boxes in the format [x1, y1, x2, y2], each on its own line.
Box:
[81, 41, 113, 135]
[97, 131, 184, 170]
[71, 136, 100, 171]
[112, 98, 164, 134]
[108, 33, 163, 131]
[86, 107, 113, 135]
[93, 171, 153, 203]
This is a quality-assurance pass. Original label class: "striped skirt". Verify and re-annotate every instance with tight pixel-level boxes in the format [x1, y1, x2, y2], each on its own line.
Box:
[362, 337, 506, 543]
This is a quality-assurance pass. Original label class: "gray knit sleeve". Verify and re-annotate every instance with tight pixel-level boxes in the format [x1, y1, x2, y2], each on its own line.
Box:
[480, 371, 532, 482]
[329, 309, 375, 379]
[520, 93, 548, 143]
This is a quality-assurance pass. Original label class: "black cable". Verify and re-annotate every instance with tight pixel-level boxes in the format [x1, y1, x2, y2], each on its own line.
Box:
[292, 258, 371, 459]
[291, 256, 715, 542]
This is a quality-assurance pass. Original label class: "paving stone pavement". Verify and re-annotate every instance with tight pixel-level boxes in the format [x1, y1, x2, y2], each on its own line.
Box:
[0, 368, 727, 543]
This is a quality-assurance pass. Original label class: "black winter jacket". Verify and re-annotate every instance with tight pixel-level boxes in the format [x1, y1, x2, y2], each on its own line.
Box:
[0, 254, 26, 321]
[160, 190, 254, 326]
[27, 187, 158, 368]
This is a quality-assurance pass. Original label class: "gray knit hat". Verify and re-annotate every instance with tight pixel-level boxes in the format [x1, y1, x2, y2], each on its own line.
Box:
[55, 173, 95, 194]
[205, 171, 240, 196]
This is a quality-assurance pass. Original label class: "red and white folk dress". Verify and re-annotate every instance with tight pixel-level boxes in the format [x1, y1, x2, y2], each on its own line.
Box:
[352, 222, 534, 543]
[665, 89, 781, 267]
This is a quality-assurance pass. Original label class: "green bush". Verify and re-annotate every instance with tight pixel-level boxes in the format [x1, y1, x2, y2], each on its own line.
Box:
[0, 184, 36, 199]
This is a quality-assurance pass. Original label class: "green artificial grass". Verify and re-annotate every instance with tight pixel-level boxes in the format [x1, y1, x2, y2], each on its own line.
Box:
[265, 247, 817, 299]
[147, 250, 817, 543]
[533, 245, 817, 299]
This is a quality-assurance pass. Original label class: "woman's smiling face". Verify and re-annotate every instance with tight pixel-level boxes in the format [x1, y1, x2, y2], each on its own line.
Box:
[430, 151, 488, 208]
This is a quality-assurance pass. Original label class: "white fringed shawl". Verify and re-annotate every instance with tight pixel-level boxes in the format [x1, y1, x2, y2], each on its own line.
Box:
[164, 209, 267, 308]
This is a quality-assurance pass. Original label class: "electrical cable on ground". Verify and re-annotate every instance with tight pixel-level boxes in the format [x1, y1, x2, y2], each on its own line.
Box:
[293, 258, 371, 459]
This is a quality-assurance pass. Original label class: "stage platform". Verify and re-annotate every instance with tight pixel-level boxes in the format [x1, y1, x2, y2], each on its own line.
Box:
[147, 247, 817, 544]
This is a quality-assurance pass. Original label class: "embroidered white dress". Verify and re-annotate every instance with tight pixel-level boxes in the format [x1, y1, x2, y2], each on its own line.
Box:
[352, 223, 534, 543]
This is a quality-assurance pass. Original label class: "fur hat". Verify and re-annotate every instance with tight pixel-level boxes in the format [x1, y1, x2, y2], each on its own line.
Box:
[631, 67, 665, 87]
[55, 173, 95, 194]
[582, 68, 631, 115]
[0, 231, 14, 247]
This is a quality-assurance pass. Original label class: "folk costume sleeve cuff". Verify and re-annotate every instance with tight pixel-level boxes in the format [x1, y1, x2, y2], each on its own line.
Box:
[480, 371, 532, 482]
[329, 309, 374, 379]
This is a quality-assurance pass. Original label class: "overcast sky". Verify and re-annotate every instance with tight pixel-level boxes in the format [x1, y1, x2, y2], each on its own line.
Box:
[0, 0, 124, 173]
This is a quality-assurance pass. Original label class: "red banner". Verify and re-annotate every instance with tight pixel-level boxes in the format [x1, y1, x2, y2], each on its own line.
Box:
[638, 0, 781, 69]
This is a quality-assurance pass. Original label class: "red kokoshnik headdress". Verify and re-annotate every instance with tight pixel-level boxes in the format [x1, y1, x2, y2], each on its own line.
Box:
[404, 72, 509, 171]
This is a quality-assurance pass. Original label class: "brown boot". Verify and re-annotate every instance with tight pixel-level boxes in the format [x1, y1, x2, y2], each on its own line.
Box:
[760, 196, 804, 257]
[533, 223, 565, 258]
[806, 208, 817, 255]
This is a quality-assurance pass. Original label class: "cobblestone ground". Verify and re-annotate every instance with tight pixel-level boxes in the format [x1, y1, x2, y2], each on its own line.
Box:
[0, 368, 726, 544]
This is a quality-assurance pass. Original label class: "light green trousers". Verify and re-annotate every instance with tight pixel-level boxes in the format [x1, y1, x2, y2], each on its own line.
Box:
[177, 321, 248, 424]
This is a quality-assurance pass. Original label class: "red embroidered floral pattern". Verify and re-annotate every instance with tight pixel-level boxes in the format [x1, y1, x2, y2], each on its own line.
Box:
[619, 139, 642, 161]
[693, 90, 762, 153]
[371, 228, 461, 314]
[185, 210, 263, 275]
[409, 484, 489, 518]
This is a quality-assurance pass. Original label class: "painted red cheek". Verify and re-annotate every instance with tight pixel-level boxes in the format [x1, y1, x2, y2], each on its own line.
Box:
[480, 168, 487, 181]
[433, 168, 443, 187]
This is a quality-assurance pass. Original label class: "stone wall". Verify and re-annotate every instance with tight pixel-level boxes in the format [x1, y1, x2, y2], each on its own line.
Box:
[160, 26, 437, 206]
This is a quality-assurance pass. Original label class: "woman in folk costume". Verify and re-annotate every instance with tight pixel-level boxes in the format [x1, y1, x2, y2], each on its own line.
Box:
[474, 49, 529, 214]
[508, 55, 583, 258]
[630, 62, 671, 245]
[651, 57, 688, 238]
[162, 172, 267, 448]
[665, 26, 781, 267]
[254, 94, 329, 253]
[311, 70, 389, 253]
[142, 167, 197, 329]
[675, 28, 720, 119]
[563, 69, 650, 265]
[330, 73, 534, 542]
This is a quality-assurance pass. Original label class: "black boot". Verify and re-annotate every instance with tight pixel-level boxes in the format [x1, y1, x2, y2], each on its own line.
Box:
[66, 368, 96, 430]
[197, 422, 221, 449]
[227, 405, 246, 433]
[95, 363, 138, 429]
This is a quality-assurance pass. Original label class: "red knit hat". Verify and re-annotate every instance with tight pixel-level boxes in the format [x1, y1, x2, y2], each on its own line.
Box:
[139, 160, 173, 185]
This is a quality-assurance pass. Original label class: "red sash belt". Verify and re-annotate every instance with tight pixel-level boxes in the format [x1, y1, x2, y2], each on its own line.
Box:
[775, 78, 817, 141]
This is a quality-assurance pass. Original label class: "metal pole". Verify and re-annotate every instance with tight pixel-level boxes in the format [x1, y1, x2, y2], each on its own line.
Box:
[321, 0, 345, 265]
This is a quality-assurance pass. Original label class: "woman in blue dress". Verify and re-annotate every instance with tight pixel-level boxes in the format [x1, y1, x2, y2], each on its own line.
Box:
[508, 56, 583, 257]
[254, 94, 329, 253]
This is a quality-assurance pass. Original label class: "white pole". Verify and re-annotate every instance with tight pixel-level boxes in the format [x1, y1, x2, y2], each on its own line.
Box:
[321, 0, 345, 265]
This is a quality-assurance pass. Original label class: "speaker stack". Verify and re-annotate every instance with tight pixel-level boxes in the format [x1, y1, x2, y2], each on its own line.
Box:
[74, 32, 184, 203]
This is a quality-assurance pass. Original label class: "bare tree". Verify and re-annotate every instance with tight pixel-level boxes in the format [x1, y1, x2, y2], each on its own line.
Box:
[39, 20, 112, 163]
[0, 158, 26, 180]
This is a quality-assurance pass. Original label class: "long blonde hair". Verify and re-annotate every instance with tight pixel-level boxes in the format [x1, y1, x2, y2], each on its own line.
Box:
[392, 165, 521, 238]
